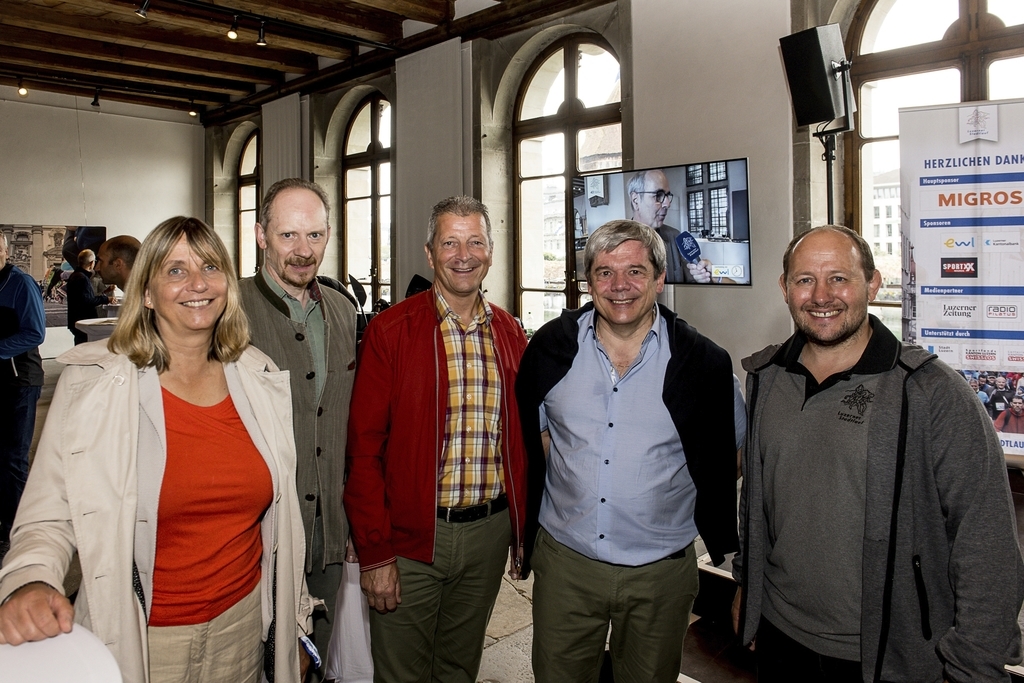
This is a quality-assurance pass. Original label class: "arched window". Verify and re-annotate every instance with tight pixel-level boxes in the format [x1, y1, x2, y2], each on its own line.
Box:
[237, 130, 260, 277]
[846, 0, 1024, 330]
[514, 35, 621, 333]
[342, 93, 392, 304]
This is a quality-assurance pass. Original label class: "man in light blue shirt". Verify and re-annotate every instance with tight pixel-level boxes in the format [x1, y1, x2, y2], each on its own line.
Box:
[516, 220, 743, 683]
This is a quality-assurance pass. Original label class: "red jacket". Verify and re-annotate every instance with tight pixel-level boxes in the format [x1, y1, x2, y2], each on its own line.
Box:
[994, 408, 1024, 434]
[344, 289, 528, 570]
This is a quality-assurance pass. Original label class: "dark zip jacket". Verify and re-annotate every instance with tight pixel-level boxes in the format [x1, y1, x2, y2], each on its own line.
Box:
[734, 319, 1024, 683]
[516, 302, 739, 577]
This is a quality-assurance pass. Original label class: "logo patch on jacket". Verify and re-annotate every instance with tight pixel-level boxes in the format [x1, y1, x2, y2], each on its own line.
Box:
[838, 384, 874, 424]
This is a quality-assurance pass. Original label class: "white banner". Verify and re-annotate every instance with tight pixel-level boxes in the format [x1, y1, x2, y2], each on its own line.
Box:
[900, 98, 1024, 458]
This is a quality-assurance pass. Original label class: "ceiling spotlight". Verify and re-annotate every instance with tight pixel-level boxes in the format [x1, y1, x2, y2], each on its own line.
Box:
[256, 21, 267, 47]
[91, 88, 101, 108]
[17, 78, 28, 97]
[134, 0, 150, 19]
[188, 100, 198, 117]
[227, 16, 239, 40]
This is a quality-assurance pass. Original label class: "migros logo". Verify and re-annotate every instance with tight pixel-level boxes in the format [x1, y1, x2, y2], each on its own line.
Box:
[938, 190, 1023, 207]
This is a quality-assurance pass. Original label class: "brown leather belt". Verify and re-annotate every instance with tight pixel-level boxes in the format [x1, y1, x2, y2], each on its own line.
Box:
[437, 493, 508, 523]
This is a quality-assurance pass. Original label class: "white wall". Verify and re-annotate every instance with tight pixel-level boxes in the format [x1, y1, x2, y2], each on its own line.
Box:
[631, 0, 795, 372]
[0, 88, 204, 242]
[395, 39, 466, 295]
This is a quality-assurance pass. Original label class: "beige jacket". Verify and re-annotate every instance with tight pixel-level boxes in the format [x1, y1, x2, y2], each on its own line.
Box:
[0, 342, 314, 683]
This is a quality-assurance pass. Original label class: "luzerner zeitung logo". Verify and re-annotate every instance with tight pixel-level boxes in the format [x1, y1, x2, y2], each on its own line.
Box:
[942, 304, 976, 318]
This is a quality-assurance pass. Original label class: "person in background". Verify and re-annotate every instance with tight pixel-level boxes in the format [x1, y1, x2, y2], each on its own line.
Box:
[96, 235, 142, 293]
[516, 219, 741, 682]
[978, 371, 996, 398]
[345, 196, 528, 683]
[0, 217, 316, 683]
[733, 225, 1024, 682]
[0, 232, 45, 551]
[995, 395, 1024, 434]
[988, 374, 1015, 421]
[968, 376, 990, 405]
[239, 178, 357, 680]
[66, 248, 108, 345]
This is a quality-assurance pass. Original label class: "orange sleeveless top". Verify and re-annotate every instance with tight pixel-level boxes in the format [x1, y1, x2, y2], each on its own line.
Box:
[149, 388, 273, 626]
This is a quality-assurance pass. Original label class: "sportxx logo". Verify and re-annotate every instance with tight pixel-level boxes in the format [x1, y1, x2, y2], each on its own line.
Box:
[940, 258, 978, 278]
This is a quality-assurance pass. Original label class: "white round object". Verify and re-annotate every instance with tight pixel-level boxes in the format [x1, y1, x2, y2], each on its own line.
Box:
[0, 624, 122, 683]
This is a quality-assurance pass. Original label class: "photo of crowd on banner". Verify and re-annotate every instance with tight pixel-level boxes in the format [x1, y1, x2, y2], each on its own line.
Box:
[960, 370, 1024, 434]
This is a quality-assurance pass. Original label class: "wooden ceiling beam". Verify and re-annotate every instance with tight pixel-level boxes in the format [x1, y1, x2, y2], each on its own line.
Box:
[0, 2, 317, 72]
[341, 0, 452, 25]
[0, 73, 210, 113]
[56, 0, 354, 60]
[205, 0, 615, 126]
[205, 0, 401, 44]
[0, 25, 283, 84]
[1, 63, 231, 105]
[0, 45, 253, 96]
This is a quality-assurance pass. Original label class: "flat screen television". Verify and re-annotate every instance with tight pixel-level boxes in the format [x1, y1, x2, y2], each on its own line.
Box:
[573, 159, 751, 285]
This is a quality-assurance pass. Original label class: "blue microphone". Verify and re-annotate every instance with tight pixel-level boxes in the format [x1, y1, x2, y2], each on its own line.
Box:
[675, 231, 702, 264]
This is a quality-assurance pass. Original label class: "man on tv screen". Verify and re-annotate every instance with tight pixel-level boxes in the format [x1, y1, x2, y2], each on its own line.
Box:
[628, 169, 711, 284]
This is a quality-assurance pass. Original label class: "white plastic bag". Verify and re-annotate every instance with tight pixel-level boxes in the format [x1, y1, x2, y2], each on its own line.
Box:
[324, 561, 373, 683]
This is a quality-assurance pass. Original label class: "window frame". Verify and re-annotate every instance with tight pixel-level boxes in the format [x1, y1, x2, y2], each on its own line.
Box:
[843, 0, 1024, 313]
[237, 129, 260, 277]
[513, 34, 622, 318]
[341, 92, 393, 305]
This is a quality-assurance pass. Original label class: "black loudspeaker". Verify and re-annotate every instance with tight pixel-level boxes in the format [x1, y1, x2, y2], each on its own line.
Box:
[779, 24, 851, 127]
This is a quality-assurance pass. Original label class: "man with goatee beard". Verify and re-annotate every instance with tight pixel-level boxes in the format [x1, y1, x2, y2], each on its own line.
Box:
[239, 178, 357, 680]
[732, 225, 1024, 683]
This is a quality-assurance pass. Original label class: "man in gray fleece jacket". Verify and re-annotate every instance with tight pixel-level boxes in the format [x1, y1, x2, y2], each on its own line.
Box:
[732, 225, 1024, 683]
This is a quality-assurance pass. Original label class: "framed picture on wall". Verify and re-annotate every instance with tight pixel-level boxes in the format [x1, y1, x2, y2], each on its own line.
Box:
[586, 175, 609, 206]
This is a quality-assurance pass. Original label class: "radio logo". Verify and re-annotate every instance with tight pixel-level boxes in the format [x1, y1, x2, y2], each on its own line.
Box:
[987, 304, 1018, 319]
[940, 258, 977, 278]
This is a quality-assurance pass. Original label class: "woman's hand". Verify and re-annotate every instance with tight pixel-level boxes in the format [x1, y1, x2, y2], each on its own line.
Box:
[0, 582, 74, 645]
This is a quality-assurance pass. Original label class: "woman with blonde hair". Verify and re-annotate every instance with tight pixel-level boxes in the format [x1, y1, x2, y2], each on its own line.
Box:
[0, 217, 316, 683]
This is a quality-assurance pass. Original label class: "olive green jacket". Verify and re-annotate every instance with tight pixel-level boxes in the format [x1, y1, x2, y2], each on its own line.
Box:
[240, 271, 357, 570]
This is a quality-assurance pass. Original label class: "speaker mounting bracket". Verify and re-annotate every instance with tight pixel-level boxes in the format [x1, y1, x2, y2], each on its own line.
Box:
[812, 58, 853, 225]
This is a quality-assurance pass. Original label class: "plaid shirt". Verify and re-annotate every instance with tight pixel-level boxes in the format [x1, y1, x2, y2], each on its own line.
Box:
[435, 289, 504, 508]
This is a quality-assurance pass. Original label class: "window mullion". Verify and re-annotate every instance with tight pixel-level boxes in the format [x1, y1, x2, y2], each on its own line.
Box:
[515, 36, 620, 326]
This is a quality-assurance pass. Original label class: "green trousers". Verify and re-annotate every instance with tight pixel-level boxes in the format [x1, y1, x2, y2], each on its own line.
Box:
[531, 526, 700, 683]
[368, 509, 510, 683]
